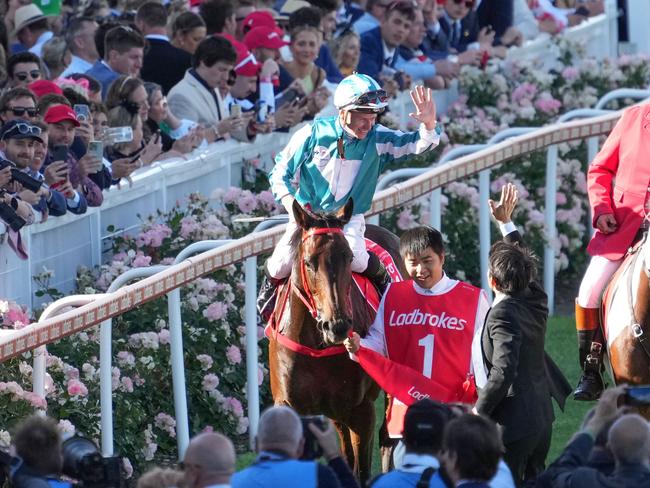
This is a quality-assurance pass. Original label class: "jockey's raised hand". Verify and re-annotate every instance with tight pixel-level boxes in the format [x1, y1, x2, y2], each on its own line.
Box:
[408, 85, 437, 130]
[489, 183, 518, 224]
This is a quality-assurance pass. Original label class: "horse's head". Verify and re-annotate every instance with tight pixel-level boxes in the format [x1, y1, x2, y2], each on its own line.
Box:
[292, 199, 355, 345]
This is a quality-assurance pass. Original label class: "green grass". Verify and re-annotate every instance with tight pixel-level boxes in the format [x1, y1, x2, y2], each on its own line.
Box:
[239, 315, 592, 474]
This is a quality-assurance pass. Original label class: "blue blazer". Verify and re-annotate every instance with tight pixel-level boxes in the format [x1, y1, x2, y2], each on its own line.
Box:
[439, 12, 480, 53]
[85, 60, 119, 99]
[358, 26, 390, 81]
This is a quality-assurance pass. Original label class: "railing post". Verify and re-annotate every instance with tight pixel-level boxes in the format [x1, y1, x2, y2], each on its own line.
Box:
[544, 145, 558, 315]
[429, 188, 441, 230]
[100, 316, 114, 456]
[478, 170, 491, 298]
[168, 287, 189, 459]
[244, 256, 260, 450]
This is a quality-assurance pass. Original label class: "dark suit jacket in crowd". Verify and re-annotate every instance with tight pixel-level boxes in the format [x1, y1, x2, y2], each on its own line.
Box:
[421, 26, 450, 61]
[477, 0, 513, 45]
[358, 26, 388, 81]
[439, 11, 479, 53]
[538, 432, 650, 488]
[476, 230, 571, 445]
[141, 38, 192, 94]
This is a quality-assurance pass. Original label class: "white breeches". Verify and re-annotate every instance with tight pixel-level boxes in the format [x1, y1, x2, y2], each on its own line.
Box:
[266, 214, 369, 279]
[577, 256, 624, 308]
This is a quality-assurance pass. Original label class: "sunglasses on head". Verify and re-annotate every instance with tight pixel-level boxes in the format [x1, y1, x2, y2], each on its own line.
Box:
[356, 90, 388, 106]
[1, 123, 41, 140]
[452, 0, 475, 8]
[4, 107, 39, 117]
[14, 70, 41, 82]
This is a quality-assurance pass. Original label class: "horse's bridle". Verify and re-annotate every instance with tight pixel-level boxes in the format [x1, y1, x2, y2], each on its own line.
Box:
[294, 227, 345, 319]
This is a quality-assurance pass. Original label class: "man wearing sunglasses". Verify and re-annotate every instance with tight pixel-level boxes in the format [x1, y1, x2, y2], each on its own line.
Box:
[6, 52, 42, 89]
[0, 119, 67, 219]
[0, 88, 39, 125]
[258, 73, 441, 319]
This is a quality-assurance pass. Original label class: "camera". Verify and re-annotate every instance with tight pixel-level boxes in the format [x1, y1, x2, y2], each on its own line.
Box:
[61, 435, 123, 487]
[300, 415, 326, 460]
[0, 190, 26, 231]
[622, 386, 650, 407]
[0, 159, 43, 193]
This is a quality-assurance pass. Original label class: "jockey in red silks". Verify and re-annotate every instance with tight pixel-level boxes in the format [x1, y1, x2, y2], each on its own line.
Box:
[257, 74, 442, 320]
[574, 102, 650, 401]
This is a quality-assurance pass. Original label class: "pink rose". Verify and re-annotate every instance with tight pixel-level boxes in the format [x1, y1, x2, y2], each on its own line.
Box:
[67, 379, 88, 397]
[226, 345, 242, 365]
[202, 373, 220, 392]
[132, 253, 152, 268]
[203, 301, 228, 322]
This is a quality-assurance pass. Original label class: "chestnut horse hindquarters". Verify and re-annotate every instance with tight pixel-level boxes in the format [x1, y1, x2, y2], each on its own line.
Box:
[602, 238, 650, 386]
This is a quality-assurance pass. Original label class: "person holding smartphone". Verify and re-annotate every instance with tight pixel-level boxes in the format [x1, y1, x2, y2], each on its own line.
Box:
[42, 104, 104, 208]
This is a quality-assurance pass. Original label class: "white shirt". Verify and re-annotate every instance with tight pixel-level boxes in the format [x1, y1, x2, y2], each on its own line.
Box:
[61, 55, 94, 77]
[29, 31, 53, 57]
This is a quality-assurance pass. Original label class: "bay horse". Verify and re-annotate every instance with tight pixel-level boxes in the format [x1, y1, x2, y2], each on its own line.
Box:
[602, 231, 650, 411]
[267, 199, 404, 483]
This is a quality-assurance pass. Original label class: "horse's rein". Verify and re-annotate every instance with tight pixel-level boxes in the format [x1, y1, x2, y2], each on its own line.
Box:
[295, 227, 345, 318]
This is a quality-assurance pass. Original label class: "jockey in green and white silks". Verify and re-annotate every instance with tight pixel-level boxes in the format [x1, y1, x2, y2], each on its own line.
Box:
[258, 74, 442, 318]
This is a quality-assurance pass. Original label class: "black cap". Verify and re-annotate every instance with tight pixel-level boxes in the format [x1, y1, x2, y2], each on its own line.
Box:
[0, 119, 43, 144]
[403, 399, 451, 450]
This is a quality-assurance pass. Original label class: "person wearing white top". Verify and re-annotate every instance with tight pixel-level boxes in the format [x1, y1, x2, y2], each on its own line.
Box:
[61, 18, 99, 77]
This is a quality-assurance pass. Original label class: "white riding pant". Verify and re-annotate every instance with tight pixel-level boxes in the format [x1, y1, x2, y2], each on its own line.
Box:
[266, 214, 369, 279]
[577, 256, 624, 308]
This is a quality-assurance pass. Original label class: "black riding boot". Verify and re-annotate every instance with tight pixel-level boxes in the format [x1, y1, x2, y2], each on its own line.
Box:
[574, 302, 605, 401]
[363, 252, 391, 295]
[257, 266, 284, 324]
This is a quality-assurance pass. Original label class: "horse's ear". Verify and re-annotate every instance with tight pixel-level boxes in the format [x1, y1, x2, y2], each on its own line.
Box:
[292, 199, 310, 229]
[336, 198, 354, 225]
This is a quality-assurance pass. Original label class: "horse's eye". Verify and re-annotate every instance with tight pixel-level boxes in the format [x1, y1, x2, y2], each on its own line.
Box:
[304, 258, 318, 271]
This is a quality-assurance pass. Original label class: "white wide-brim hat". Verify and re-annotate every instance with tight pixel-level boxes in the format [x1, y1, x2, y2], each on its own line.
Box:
[13, 4, 50, 36]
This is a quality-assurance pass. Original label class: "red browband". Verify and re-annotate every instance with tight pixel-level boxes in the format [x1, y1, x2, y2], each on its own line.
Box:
[302, 227, 344, 241]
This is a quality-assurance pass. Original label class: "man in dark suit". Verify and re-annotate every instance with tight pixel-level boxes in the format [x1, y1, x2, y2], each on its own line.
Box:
[439, 0, 482, 53]
[358, 1, 415, 82]
[136, 2, 191, 94]
[538, 386, 650, 488]
[477, 183, 571, 487]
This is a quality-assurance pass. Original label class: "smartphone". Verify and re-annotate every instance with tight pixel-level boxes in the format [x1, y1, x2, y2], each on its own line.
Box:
[276, 88, 301, 108]
[74, 104, 90, 123]
[104, 126, 133, 144]
[87, 140, 103, 160]
[51, 144, 68, 162]
[230, 104, 242, 118]
[623, 386, 650, 407]
[254, 100, 268, 123]
[299, 415, 326, 460]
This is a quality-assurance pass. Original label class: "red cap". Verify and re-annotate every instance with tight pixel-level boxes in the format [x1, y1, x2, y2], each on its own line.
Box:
[242, 11, 278, 32]
[28, 80, 63, 99]
[217, 34, 261, 77]
[44, 104, 80, 127]
[244, 26, 288, 50]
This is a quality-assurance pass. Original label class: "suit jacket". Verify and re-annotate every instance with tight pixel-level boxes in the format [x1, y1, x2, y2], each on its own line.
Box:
[439, 11, 480, 53]
[586, 103, 650, 260]
[85, 60, 119, 99]
[421, 25, 450, 61]
[358, 26, 393, 81]
[477, 0, 514, 45]
[538, 432, 650, 488]
[167, 70, 249, 142]
[477, 230, 570, 444]
[140, 37, 191, 95]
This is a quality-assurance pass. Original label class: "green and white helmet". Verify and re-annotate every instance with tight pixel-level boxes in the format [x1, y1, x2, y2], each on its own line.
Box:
[333, 73, 388, 113]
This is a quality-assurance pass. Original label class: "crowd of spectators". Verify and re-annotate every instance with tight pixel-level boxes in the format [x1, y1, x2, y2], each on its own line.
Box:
[0, 0, 607, 258]
[8, 386, 649, 488]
